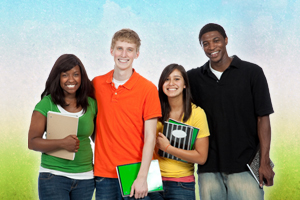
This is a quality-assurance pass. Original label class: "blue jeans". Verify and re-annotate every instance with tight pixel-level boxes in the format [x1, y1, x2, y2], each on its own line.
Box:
[148, 181, 195, 200]
[198, 171, 264, 200]
[38, 173, 95, 200]
[95, 176, 151, 200]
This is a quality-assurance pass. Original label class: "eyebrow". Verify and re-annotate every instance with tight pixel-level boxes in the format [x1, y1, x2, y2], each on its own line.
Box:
[202, 36, 220, 43]
[170, 75, 182, 78]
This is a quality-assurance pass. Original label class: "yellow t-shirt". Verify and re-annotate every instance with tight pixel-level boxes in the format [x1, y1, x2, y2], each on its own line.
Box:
[155, 104, 210, 178]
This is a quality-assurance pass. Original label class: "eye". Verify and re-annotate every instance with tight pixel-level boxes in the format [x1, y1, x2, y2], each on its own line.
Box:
[128, 48, 133, 52]
[61, 73, 67, 77]
[203, 43, 208, 47]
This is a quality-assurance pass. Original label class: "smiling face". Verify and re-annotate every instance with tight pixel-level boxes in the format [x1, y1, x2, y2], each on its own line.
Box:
[110, 40, 139, 71]
[60, 65, 81, 97]
[200, 31, 228, 64]
[163, 69, 186, 99]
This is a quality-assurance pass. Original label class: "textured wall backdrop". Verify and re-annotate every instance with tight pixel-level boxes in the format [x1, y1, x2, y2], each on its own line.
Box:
[1, 0, 299, 199]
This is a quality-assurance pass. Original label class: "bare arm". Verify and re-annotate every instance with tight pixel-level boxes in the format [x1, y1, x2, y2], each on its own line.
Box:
[130, 118, 157, 199]
[28, 111, 79, 153]
[156, 132, 209, 164]
[257, 115, 275, 187]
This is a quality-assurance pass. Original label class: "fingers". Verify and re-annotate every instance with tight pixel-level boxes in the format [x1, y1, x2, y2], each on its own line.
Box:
[134, 191, 147, 199]
[264, 172, 275, 186]
[259, 172, 264, 188]
[129, 184, 134, 197]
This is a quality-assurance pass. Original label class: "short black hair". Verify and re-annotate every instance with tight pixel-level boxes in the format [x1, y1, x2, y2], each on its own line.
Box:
[199, 23, 227, 44]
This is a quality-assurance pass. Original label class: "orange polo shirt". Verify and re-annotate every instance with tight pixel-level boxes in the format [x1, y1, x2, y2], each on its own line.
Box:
[92, 69, 161, 178]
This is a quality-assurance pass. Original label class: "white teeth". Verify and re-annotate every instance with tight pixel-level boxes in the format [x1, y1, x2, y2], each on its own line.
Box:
[168, 88, 176, 91]
[119, 59, 128, 63]
[67, 85, 75, 88]
[211, 51, 219, 55]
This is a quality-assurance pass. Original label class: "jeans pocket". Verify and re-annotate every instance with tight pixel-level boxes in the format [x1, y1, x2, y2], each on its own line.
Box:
[179, 182, 195, 191]
[95, 177, 106, 183]
[39, 173, 54, 180]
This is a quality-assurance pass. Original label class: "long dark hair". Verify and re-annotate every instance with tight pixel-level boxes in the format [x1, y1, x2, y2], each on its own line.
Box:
[158, 64, 192, 123]
[41, 54, 93, 113]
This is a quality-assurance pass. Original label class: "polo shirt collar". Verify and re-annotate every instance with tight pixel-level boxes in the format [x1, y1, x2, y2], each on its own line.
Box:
[105, 68, 139, 90]
[203, 55, 241, 73]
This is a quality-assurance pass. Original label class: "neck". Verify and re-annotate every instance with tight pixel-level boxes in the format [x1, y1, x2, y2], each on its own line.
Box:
[64, 95, 77, 104]
[210, 54, 232, 72]
[113, 67, 133, 81]
[168, 96, 184, 121]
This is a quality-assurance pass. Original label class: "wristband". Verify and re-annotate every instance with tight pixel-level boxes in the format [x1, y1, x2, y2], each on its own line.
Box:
[165, 144, 171, 152]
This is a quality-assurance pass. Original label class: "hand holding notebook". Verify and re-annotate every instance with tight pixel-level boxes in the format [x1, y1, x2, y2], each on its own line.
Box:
[46, 111, 79, 160]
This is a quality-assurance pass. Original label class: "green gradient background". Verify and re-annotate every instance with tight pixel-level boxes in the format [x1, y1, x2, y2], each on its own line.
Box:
[1, 0, 300, 199]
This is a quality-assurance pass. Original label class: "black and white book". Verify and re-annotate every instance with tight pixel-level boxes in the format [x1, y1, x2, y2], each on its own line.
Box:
[158, 121, 196, 162]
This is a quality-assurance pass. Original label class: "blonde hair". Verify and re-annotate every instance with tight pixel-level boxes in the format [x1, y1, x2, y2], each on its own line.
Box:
[111, 29, 141, 52]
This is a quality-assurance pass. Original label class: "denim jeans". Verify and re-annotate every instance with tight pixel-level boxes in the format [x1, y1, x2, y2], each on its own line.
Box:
[38, 173, 95, 200]
[95, 176, 151, 200]
[148, 181, 195, 200]
[198, 171, 264, 200]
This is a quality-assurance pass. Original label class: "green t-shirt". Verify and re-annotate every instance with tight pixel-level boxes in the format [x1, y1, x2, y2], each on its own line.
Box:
[34, 95, 97, 173]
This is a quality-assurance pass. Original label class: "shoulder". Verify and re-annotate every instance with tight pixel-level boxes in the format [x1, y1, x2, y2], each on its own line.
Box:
[92, 70, 113, 83]
[137, 73, 156, 87]
[187, 65, 205, 76]
[87, 96, 96, 106]
[38, 95, 53, 105]
[134, 72, 158, 93]
[233, 56, 262, 72]
[34, 95, 55, 116]
[187, 62, 209, 83]
[191, 103, 206, 117]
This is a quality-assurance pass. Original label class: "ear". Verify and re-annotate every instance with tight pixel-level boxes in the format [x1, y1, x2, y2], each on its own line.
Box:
[135, 51, 140, 59]
[225, 37, 228, 45]
[184, 85, 186, 88]
[110, 48, 114, 56]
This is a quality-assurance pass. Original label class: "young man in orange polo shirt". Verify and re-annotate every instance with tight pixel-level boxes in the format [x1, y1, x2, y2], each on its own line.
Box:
[92, 29, 162, 200]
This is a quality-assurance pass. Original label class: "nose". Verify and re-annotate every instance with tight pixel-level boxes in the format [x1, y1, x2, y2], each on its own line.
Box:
[68, 75, 75, 82]
[208, 42, 215, 50]
[121, 49, 126, 57]
[169, 79, 174, 85]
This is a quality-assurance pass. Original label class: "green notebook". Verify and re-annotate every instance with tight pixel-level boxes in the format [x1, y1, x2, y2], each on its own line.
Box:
[116, 160, 163, 197]
[168, 118, 199, 150]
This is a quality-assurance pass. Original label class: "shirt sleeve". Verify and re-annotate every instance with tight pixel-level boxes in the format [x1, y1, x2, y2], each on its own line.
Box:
[191, 105, 210, 139]
[143, 84, 162, 121]
[251, 67, 274, 116]
[33, 96, 53, 117]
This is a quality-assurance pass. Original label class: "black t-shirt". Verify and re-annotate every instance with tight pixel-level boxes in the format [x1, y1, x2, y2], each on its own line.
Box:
[187, 55, 274, 173]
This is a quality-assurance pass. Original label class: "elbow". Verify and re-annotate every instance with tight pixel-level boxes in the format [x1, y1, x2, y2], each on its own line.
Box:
[28, 138, 37, 151]
[28, 141, 34, 150]
[196, 155, 208, 165]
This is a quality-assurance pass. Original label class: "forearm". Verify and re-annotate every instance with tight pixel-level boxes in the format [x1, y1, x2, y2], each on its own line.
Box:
[165, 137, 209, 164]
[29, 137, 65, 153]
[137, 129, 156, 178]
[137, 118, 157, 179]
[257, 115, 272, 164]
[166, 147, 206, 164]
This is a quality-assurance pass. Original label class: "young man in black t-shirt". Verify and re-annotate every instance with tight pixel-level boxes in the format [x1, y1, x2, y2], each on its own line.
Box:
[187, 23, 275, 200]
